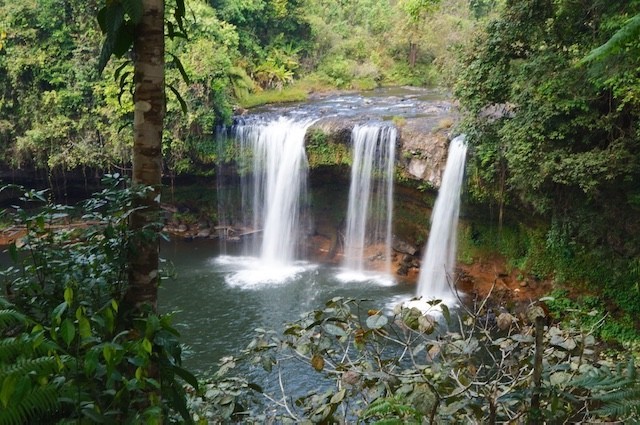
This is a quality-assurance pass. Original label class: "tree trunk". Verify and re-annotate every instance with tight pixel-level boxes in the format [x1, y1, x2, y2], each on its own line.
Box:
[409, 42, 418, 68]
[124, 0, 165, 313]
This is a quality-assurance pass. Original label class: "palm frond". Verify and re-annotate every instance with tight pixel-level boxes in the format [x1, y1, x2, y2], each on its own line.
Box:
[0, 356, 63, 382]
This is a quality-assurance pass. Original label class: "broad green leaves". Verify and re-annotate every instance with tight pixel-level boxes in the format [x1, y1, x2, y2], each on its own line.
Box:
[0, 181, 197, 422]
[225, 297, 639, 423]
[97, 0, 140, 73]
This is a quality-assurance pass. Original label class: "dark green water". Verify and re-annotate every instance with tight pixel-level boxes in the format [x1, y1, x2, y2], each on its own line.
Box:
[159, 238, 415, 374]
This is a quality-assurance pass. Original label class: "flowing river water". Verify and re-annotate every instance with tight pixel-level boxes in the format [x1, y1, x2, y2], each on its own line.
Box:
[0, 87, 455, 376]
[159, 238, 415, 373]
[159, 87, 458, 374]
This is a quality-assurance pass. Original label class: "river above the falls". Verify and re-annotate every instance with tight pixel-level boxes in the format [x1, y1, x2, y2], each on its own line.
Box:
[246, 86, 452, 127]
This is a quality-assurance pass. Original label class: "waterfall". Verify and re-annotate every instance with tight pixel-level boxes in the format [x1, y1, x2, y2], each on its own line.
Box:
[235, 117, 315, 265]
[416, 135, 468, 302]
[342, 124, 396, 275]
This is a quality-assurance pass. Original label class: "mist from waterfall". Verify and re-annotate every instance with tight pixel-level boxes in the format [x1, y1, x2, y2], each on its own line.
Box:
[342, 124, 396, 277]
[416, 135, 468, 302]
[234, 117, 315, 266]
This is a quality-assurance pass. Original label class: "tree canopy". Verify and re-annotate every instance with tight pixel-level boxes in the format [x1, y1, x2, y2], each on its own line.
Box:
[0, 0, 486, 178]
[455, 0, 640, 325]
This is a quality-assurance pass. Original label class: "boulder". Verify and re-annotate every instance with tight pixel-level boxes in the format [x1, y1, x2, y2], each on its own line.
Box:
[392, 237, 418, 256]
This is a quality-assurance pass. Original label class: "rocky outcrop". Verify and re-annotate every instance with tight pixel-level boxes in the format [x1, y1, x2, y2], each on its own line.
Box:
[307, 115, 455, 189]
[398, 121, 450, 188]
[308, 118, 355, 145]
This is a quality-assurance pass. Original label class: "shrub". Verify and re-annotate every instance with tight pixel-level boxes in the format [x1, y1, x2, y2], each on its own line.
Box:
[0, 176, 197, 423]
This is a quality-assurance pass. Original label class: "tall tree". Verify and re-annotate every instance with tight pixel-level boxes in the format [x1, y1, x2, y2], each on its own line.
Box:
[125, 0, 165, 313]
[96, 0, 175, 315]
[399, 0, 441, 67]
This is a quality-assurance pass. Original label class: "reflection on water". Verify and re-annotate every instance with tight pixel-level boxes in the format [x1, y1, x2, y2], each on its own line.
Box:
[158, 238, 414, 374]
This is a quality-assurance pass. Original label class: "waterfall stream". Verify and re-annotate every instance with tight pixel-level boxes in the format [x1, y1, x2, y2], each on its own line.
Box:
[415, 135, 468, 304]
[234, 117, 315, 265]
[342, 124, 396, 277]
[212, 88, 455, 289]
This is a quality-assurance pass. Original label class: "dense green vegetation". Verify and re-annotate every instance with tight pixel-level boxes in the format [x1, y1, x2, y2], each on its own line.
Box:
[455, 0, 640, 340]
[1, 0, 640, 422]
[0, 180, 197, 423]
[0, 0, 481, 178]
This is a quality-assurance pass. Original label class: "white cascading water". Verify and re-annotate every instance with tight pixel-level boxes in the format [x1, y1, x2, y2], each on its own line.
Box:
[415, 134, 468, 302]
[235, 117, 315, 265]
[342, 124, 396, 277]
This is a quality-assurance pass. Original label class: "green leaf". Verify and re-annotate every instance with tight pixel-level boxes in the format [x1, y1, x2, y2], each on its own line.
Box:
[78, 317, 91, 340]
[84, 350, 99, 377]
[172, 365, 199, 390]
[60, 319, 75, 347]
[172, 0, 188, 39]
[582, 14, 640, 63]
[51, 302, 67, 324]
[104, 4, 125, 36]
[167, 21, 175, 39]
[97, 7, 108, 33]
[247, 382, 263, 393]
[8, 243, 17, 263]
[97, 5, 126, 73]
[142, 338, 153, 354]
[366, 314, 388, 329]
[121, 0, 143, 24]
[0, 374, 17, 408]
[113, 60, 130, 82]
[112, 22, 134, 57]
[441, 303, 451, 325]
[103, 344, 113, 364]
[82, 407, 107, 423]
[168, 53, 190, 84]
[63, 287, 73, 305]
[330, 389, 346, 404]
[167, 84, 188, 115]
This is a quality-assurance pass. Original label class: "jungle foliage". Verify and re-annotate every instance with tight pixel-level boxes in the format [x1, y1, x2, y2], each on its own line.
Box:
[0, 0, 486, 178]
[455, 0, 640, 333]
[190, 297, 640, 423]
[0, 178, 197, 423]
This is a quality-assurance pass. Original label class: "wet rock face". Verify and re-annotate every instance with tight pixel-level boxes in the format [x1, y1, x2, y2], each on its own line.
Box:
[307, 116, 453, 189]
[309, 118, 355, 145]
[392, 237, 418, 256]
[398, 122, 450, 188]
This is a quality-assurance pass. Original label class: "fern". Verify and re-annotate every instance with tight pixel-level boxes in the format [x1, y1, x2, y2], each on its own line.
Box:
[0, 309, 28, 331]
[0, 334, 58, 363]
[0, 302, 69, 423]
[0, 384, 61, 425]
[593, 400, 640, 422]
[362, 396, 422, 424]
[0, 337, 36, 363]
[228, 66, 255, 99]
[570, 358, 640, 422]
[0, 356, 63, 383]
[592, 380, 640, 421]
